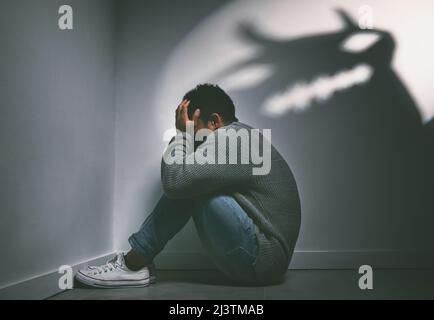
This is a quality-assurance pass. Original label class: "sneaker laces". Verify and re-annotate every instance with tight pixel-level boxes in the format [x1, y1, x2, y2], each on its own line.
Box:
[94, 254, 123, 274]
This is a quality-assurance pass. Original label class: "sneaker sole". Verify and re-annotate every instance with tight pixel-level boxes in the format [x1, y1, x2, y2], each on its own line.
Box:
[75, 271, 153, 289]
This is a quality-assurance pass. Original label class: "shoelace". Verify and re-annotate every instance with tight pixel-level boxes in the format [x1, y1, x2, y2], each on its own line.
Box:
[94, 256, 122, 274]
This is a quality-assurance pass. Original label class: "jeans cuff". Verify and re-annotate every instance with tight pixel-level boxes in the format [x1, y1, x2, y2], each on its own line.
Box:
[128, 234, 154, 261]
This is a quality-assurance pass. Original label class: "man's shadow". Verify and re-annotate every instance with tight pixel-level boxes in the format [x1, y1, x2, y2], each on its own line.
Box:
[214, 9, 428, 249]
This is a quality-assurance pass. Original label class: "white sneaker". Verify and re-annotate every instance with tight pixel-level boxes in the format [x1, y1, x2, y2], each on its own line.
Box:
[75, 253, 152, 288]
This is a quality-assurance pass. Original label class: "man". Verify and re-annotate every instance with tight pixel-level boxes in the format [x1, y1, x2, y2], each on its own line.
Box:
[75, 84, 301, 287]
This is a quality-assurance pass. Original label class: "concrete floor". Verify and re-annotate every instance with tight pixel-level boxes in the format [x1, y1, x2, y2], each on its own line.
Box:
[49, 269, 434, 300]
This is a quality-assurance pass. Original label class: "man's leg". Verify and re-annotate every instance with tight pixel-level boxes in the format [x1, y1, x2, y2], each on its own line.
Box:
[127, 193, 259, 284]
[127, 194, 193, 267]
[193, 195, 258, 284]
[75, 194, 194, 288]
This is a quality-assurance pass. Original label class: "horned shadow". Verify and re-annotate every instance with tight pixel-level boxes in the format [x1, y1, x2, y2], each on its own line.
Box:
[214, 9, 428, 248]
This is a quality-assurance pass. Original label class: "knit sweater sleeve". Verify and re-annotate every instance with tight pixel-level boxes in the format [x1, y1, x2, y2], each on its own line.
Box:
[161, 128, 255, 199]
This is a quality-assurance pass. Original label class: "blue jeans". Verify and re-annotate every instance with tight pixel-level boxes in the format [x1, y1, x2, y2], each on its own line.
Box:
[128, 194, 258, 284]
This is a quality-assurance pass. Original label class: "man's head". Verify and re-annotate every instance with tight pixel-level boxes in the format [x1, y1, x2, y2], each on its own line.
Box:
[183, 84, 238, 131]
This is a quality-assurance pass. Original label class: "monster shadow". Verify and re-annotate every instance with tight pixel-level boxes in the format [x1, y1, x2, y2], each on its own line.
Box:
[214, 10, 427, 250]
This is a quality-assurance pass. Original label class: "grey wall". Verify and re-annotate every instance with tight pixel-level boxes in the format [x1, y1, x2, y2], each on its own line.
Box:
[0, 0, 116, 288]
[113, 0, 229, 261]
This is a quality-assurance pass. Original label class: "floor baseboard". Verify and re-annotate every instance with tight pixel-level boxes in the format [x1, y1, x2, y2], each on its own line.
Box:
[0, 253, 114, 300]
[154, 250, 434, 270]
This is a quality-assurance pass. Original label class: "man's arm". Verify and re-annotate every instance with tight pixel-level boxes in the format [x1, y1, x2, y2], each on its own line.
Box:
[161, 130, 254, 199]
[161, 99, 254, 199]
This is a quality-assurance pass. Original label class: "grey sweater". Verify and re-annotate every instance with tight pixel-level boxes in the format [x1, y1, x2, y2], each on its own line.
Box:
[161, 121, 301, 282]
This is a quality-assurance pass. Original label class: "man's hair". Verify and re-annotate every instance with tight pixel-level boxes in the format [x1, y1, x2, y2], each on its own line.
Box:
[184, 84, 238, 124]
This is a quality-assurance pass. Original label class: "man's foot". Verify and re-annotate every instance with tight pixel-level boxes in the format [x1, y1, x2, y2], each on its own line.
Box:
[75, 253, 153, 288]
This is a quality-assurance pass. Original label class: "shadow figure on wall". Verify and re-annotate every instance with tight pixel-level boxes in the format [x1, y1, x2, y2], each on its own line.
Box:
[214, 10, 427, 249]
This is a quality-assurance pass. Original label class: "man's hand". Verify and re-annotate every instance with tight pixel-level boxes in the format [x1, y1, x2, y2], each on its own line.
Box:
[175, 99, 200, 132]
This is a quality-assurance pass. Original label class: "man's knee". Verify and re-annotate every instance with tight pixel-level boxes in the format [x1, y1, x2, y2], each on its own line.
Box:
[193, 195, 233, 227]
